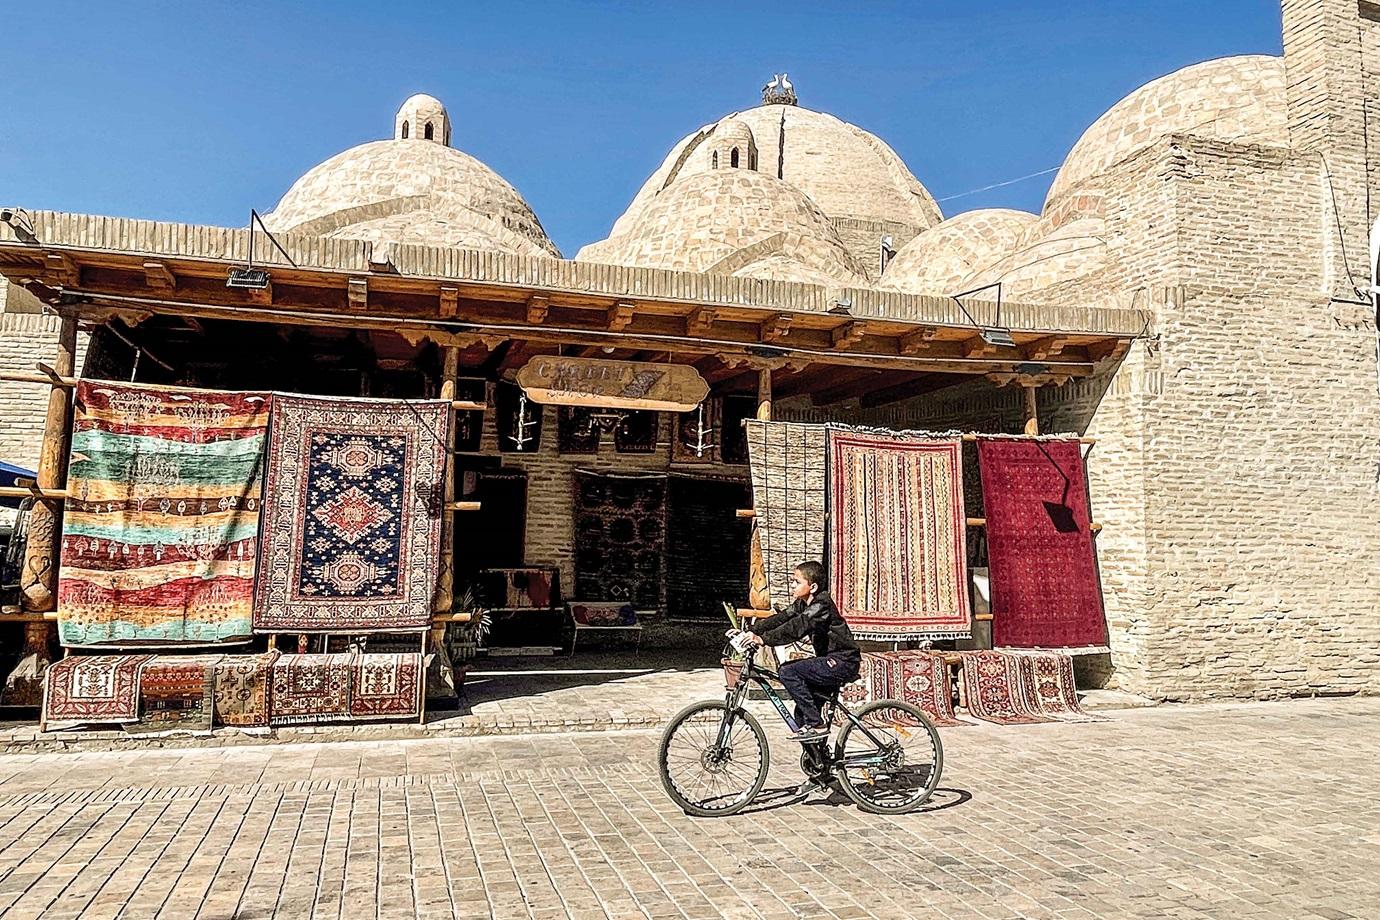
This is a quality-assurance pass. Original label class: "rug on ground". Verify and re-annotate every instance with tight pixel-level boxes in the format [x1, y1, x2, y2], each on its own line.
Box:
[350, 652, 423, 719]
[977, 438, 1107, 649]
[828, 428, 971, 640]
[127, 654, 222, 734]
[43, 654, 154, 725]
[959, 650, 1101, 724]
[212, 650, 279, 727]
[842, 650, 968, 727]
[1011, 650, 1103, 722]
[253, 394, 449, 633]
[57, 382, 269, 646]
[744, 420, 828, 610]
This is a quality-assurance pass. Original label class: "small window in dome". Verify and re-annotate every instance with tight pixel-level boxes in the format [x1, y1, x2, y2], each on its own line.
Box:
[712, 150, 719, 169]
[401, 121, 410, 139]
[424, 122, 435, 141]
[731, 147, 740, 168]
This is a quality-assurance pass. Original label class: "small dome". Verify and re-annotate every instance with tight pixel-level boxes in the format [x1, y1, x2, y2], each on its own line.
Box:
[1045, 55, 1287, 218]
[960, 214, 1108, 300]
[881, 208, 1038, 294]
[265, 96, 558, 258]
[394, 93, 451, 145]
[706, 117, 757, 171]
[594, 104, 942, 274]
[576, 170, 867, 286]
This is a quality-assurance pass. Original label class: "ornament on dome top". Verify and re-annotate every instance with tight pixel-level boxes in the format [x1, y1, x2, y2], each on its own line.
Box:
[762, 73, 797, 106]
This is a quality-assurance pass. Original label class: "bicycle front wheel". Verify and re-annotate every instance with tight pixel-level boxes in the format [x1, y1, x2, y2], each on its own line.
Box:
[834, 700, 943, 814]
[658, 700, 770, 817]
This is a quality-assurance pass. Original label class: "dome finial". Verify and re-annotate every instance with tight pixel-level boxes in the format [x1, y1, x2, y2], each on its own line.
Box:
[762, 73, 797, 106]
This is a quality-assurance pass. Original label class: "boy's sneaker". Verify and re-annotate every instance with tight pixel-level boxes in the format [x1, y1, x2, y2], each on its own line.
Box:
[790, 725, 829, 743]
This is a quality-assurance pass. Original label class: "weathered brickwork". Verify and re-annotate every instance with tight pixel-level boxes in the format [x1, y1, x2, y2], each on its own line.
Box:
[0, 311, 89, 469]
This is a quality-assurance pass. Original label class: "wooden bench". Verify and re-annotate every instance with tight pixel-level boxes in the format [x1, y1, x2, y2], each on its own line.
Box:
[568, 602, 643, 655]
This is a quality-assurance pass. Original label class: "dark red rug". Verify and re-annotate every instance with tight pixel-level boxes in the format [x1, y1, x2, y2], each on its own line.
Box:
[977, 438, 1108, 649]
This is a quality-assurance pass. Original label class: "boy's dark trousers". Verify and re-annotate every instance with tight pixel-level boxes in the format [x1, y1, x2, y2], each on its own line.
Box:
[777, 651, 861, 728]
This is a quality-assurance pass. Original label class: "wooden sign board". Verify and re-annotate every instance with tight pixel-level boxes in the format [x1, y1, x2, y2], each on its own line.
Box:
[516, 356, 709, 412]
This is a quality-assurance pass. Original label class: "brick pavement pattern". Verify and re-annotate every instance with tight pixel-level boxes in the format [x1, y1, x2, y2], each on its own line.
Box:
[0, 697, 1374, 919]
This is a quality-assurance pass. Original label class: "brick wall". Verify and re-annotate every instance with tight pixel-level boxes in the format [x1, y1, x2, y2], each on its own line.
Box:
[0, 311, 90, 469]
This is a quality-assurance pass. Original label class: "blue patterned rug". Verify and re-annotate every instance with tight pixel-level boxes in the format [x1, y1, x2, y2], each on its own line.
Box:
[253, 394, 449, 632]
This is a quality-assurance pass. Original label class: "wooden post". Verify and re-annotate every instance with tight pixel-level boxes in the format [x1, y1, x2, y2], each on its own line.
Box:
[428, 345, 461, 706]
[1022, 384, 1039, 436]
[756, 366, 772, 421]
[748, 364, 773, 610]
[20, 315, 77, 613]
[5, 316, 76, 706]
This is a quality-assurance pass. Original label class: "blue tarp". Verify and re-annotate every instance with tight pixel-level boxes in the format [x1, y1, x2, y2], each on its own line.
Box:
[0, 460, 36, 509]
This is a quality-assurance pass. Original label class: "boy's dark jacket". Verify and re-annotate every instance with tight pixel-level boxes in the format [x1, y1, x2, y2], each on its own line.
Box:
[748, 590, 859, 658]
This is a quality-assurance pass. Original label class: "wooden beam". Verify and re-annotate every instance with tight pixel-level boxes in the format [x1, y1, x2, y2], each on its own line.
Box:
[761, 314, 792, 343]
[142, 260, 176, 291]
[246, 279, 272, 306]
[687, 307, 718, 337]
[526, 294, 550, 325]
[900, 326, 939, 355]
[42, 252, 78, 287]
[347, 277, 368, 311]
[439, 285, 459, 318]
[963, 335, 999, 359]
[1087, 339, 1131, 363]
[1025, 335, 1069, 361]
[810, 368, 890, 406]
[607, 301, 635, 331]
[831, 321, 867, 349]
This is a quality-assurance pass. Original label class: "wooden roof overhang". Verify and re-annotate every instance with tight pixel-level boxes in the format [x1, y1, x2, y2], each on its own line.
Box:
[0, 212, 1147, 405]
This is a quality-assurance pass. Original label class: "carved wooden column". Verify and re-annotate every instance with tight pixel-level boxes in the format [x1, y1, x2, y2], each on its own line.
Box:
[6, 313, 77, 705]
[20, 314, 77, 612]
[1022, 384, 1039, 436]
[749, 365, 772, 610]
[428, 344, 460, 703]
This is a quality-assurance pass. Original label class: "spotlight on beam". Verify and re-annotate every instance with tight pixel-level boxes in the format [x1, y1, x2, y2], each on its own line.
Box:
[827, 297, 853, 316]
[979, 327, 1017, 348]
[226, 267, 271, 290]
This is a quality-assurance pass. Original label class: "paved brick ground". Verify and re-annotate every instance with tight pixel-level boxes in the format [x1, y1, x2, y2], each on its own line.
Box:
[0, 696, 1374, 919]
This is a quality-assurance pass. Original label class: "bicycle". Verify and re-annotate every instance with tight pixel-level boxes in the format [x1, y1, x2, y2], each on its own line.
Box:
[657, 639, 943, 816]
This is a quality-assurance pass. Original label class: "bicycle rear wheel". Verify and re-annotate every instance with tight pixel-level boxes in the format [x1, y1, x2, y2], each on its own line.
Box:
[834, 700, 942, 814]
[658, 700, 770, 817]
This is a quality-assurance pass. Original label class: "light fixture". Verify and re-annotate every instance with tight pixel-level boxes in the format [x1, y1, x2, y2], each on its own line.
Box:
[980, 327, 1017, 348]
[0, 208, 38, 244]
[827, 297, 853, 315]
[227, 208, 297, 291]
[586, 408, 628, 433]
[600, 346, 616, 354]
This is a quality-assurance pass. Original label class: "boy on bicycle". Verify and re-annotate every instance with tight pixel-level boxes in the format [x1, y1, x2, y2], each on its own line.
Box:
[744, 561, 860, 741]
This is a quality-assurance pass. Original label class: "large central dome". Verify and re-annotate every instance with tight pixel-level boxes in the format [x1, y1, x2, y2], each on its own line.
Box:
[265, 94, 560, 258]
[579, 95, 940, 283]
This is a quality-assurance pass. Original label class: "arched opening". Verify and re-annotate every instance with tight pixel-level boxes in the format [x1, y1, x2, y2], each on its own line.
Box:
[712, 150, 719, 169]
[730, 147, 740, 169]
[750, 150, 757, 171]
[401, 121, 409, 139]
[424, 122, 435, 141]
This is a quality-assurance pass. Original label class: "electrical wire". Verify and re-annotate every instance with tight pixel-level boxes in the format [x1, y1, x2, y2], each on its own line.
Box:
[935, 166, 1060, 203]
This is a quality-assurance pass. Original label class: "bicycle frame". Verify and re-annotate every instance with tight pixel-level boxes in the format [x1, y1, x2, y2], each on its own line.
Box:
[717, 648, 900, 768]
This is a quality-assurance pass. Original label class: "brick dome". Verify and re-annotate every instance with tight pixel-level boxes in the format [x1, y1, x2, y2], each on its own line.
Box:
[1045, 55, 1288, 219]
[264, 96, 560, 258]
[880, 208, 1038, 294]
[576, 169, 868, 286]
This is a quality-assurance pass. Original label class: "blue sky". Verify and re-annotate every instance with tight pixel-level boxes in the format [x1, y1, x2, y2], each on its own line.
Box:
[1, 1, 1283, 257]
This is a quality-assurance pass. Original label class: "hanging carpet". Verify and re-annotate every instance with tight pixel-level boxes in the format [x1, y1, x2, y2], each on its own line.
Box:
[976, 438, 1107, 649]
[743, 420, 828, 610]
[127, 654, 221, 735]
[57, 382, 269, 647]
[828, 429, 971, 640]
[212, 650, 279, 728]
[666, 476, 749, 621]
[268, 653, 353, 725]
[42, 654, 153, 726]
[350, 653, 423, 720]
[253, 395, 449, 633]
[573, 472, 666, 610]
